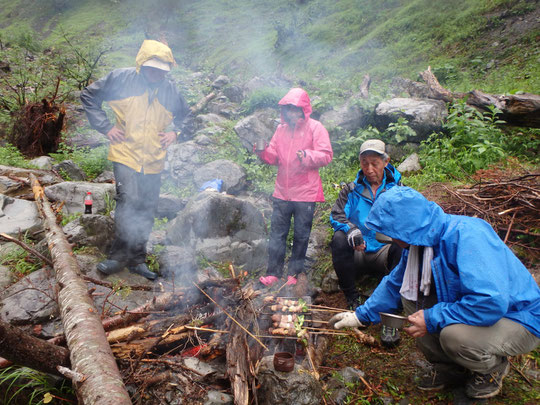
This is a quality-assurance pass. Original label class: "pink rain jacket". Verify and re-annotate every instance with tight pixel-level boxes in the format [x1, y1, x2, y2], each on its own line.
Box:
[258, 88, 333, 202]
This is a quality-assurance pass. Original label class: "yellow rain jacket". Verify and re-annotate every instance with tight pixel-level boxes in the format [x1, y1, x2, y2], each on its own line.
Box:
[81, 40, 191, 174]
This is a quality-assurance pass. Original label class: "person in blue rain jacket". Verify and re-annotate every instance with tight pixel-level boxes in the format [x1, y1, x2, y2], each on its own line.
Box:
[330, 186, 540, 400]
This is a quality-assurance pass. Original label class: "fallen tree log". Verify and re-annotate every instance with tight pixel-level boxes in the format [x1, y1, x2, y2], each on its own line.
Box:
[30, 174, 132, 405]
[0, 319, 70, 376]
[419, 66, 540, 128]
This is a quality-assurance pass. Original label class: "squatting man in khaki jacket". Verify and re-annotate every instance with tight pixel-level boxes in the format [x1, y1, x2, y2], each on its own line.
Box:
[81, 40, 192, 280]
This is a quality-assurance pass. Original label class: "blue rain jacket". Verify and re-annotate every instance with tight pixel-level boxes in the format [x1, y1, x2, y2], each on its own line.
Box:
[355, 187, 540, 338]
[330, 164, 401, 253]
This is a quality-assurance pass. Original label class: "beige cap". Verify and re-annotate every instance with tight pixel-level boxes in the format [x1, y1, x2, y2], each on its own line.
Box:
[142, 57, 171, 71]
[360, 139, 385, 155]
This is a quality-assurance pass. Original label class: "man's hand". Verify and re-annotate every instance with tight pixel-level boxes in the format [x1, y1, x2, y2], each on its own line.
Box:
[347, 228, 365, 250]
[328, 311, 363, 330]
[403, 310, 427, 338]
[296, 150, 305, 160]
[159, 131, 177, 149]
[106, 126, 125, 144]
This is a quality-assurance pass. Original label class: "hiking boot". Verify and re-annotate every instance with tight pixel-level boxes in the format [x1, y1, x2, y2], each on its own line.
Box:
[380, 325, 400, 348]
[345, 293, 361, 310]
[97, 259, 125, 275]
[416, 364, 468, 391]
[129, 263, 157, 280]
[465, 358, 510, 399]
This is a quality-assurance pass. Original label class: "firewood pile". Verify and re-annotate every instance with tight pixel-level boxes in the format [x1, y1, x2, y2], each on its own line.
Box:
[424, 170, 539, 265]
[100, 276, 364, 404]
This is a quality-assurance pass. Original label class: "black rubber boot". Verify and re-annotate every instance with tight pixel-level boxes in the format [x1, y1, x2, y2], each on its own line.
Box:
[129, 263, 157, 280]
[344, 290, 361, 310]
[97, 259, 125, 275]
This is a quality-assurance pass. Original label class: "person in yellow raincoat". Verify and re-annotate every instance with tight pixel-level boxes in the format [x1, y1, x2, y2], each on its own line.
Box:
[81, 40, 192, 279]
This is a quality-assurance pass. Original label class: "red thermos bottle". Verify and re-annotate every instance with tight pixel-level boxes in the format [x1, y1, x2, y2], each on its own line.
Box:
[84, 191, 93, 214]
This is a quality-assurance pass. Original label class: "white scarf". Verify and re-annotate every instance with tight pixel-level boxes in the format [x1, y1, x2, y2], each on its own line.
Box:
[399, 246, 434, 301]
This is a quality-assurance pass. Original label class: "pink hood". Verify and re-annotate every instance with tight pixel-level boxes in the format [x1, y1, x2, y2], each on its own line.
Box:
[278, 87, 313, 122]
[258, 88, 333, 202]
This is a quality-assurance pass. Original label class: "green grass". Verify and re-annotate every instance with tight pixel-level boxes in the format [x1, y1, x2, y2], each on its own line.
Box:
[0, 366, 75, 405]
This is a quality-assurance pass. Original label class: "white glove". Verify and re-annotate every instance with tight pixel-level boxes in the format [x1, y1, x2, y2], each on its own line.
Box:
[328, 311, 363, 330]
[346, 228, 364, 248]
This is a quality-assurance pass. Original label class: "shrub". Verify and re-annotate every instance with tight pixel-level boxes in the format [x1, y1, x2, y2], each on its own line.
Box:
[241, 87, 287, 114]
[0, 144, 35, 168]
[50, 143, 111, 180]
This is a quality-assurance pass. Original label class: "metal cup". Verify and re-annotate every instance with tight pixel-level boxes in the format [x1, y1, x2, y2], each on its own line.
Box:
[255, 139, 266, 151]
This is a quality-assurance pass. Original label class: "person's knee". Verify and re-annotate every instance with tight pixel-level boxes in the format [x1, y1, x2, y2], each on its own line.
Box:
[440, 324, 476, 359]
[331, 231, 349, 251]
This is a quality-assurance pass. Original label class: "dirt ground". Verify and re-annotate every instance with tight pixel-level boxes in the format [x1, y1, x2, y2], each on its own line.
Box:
[317, 289, 539, 405]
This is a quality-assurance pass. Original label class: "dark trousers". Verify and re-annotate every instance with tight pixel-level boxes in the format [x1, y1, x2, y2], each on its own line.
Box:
[331, 230, 402, 299]
[108, 163, 161, 265]
[267, 198, 316, 277]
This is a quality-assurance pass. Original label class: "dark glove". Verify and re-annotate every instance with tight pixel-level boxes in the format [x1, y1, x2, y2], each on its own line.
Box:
[328, 312, 364, 329]
[346, 228, 364, 248]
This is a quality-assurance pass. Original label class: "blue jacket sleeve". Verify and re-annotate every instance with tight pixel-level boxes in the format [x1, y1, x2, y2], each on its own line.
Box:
[355, 253, 407, 323]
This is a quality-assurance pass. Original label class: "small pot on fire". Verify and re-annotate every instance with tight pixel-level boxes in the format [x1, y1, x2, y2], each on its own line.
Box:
[273, 352, 294, 372]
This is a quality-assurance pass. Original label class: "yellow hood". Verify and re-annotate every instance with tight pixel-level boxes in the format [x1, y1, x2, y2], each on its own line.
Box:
[135, 40, 175, 73]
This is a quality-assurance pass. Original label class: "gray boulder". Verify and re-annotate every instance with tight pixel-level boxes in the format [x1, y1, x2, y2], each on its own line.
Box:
[222, 85, 244, 103]
[207, 96, 239, 119]
[0, 176, 24, 196]
[193, 159, 247, 195]
[256, 355, 324, 405]
[44, 181, 115, 215]
[63, 214, 115, 252]
[157, 194, 188, 220]
[29, 156, 54, 170]
[211, 75, 230, 89]
[166, 140, 208, 189]
[53, 159, 86, 181]
[0, 265, 14, 290]
[0, 267, 58, 325]
[196, 113, 229, 129]
[397, 153, 422, 174]
[166, 191, 268, 271]
[320, 96, 372, 133]
[233, 108, 278, 151]
[0, 194, 43, 236]
[375, 98, 448, 141]
[93, 170, 115, 183]
[321, 270, 340, 294]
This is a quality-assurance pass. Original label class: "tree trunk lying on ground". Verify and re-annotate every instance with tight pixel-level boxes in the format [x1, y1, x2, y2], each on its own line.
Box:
[0, 319, 70, 376]
[30, 174, 132, 405]
[419, 66, 540, 128]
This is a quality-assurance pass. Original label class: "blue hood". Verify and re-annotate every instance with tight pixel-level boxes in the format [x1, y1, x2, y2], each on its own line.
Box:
[365, 186, 446, 247]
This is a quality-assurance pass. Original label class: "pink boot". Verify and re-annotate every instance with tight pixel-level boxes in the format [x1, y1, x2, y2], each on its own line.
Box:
[286, 275, 297, 285]
[259, 275, 279, 286]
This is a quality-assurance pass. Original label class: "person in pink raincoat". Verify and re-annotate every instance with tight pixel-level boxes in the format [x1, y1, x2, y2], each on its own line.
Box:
[255, 88, 333, 286]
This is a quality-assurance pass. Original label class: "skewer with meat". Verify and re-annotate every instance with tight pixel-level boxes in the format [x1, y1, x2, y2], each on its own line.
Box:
[271, 314, 297, 323]
[269, 304, 305, 312]
[268, 327, 309, 338]
[269, 327, 296, 336]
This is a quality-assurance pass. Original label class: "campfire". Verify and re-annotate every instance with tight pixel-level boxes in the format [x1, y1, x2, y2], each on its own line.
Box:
[99, 274, 373, 404]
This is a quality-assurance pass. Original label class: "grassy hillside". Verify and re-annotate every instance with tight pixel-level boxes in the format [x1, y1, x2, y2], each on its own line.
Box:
[0, 0, 538, 95]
